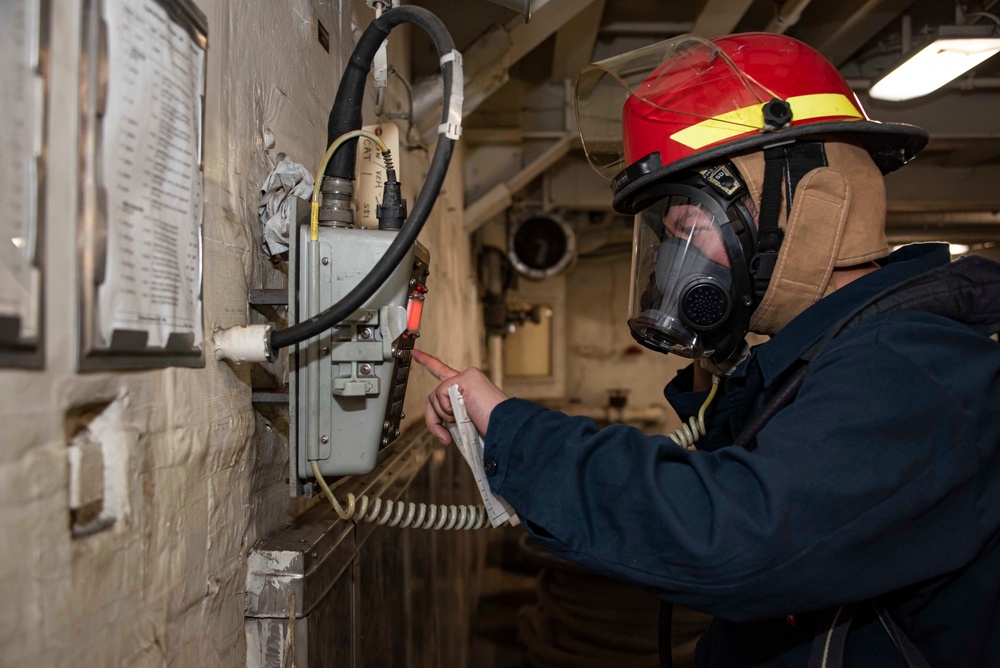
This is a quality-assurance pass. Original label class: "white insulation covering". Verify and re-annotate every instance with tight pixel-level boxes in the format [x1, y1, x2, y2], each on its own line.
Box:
[214, 324, 273, 363]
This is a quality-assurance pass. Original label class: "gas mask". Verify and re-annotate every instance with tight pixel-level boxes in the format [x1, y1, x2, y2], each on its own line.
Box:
[628, 164, 758, 360]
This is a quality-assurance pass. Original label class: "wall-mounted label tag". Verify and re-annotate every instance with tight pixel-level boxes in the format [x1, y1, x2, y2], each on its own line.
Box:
[355, 123, 400, 230]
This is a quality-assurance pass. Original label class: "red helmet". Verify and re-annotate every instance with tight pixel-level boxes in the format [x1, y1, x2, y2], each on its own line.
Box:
[575, 33, 928, 213]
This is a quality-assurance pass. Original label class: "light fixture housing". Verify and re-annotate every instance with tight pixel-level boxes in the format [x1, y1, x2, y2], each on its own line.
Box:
[869, 25, 1000, 101]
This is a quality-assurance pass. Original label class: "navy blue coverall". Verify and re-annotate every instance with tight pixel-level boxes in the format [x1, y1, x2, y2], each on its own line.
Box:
[482, 244, 1000, 666]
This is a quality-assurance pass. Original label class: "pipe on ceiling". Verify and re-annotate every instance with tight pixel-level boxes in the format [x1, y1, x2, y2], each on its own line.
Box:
[483, 0, 531, 22]
[765, 0, 815, 34]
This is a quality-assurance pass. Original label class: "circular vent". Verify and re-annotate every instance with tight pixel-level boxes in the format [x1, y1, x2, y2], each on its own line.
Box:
[508, 214, 575, 279]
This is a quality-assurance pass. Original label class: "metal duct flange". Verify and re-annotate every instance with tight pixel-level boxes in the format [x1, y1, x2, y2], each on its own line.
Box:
[508, 212, 576, 279]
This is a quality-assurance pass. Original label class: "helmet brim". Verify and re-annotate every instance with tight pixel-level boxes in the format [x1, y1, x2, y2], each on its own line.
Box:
[611, 120, 928, 215]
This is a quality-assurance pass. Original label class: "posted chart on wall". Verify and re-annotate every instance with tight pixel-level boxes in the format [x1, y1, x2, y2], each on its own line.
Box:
[0, 0, 45, 367]
[84, 0, 208, 367]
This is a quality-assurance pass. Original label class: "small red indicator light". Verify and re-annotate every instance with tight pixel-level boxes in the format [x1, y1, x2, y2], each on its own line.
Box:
[406, 296, 424, 332]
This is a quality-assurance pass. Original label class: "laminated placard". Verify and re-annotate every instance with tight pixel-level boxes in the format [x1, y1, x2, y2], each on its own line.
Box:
[78, 0, 208, 369]
[0, 0, 47, 367]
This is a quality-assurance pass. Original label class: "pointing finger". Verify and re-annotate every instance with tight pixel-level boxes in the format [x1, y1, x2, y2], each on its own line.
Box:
[412, 349, 458, 382]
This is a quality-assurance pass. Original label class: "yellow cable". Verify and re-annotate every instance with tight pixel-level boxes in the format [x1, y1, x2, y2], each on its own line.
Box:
[669, 375, 720, 451]
[310, 129, 389, 241]
[311, 460, 350, 519]
[697, 378, 720, 434]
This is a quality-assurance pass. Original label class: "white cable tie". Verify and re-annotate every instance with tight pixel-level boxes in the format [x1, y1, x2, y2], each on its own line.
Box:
[438, 122, 463, 139]
[439, 50, 464, 140]
[374, 40, 389, 88]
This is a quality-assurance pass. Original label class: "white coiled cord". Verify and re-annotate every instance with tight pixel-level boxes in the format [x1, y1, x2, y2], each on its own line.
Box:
[311, 460, 490, 530]
[668, 376, 719, 451]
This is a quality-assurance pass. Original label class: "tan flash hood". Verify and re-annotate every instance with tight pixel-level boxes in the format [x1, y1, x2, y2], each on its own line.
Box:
[731, 141, 889, 335]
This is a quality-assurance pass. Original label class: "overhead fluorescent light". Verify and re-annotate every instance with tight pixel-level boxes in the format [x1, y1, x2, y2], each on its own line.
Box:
[869, 25, 1000, 101]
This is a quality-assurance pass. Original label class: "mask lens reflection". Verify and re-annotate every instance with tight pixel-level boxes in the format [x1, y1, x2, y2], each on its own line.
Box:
[661, 199, 730, 269]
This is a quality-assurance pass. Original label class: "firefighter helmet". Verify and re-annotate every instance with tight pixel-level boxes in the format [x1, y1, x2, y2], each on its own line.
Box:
[575, 33, 927, 214]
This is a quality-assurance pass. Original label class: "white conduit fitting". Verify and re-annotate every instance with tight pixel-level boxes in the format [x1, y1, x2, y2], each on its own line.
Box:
[214, 324, 275, 363]
[764, 0, 814, 34]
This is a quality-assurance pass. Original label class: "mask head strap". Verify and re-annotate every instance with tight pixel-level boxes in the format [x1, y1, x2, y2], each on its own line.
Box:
[751, 142, 829, 301]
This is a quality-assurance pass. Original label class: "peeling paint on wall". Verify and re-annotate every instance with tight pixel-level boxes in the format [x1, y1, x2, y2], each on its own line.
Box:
[66, 395, 137, 535]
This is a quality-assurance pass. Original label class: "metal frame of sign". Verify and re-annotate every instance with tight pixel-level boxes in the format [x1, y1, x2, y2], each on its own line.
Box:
[76, 0, 208, 370]
[0, 0, 49, 369]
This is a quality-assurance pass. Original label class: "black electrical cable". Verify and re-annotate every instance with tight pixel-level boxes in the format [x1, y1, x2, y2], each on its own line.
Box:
[325, 6, 453, 179]
[269, 6, 457, 352]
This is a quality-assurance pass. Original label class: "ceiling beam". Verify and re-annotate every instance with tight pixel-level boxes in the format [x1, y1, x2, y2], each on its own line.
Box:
[505, 0, 603, 65]
[858, 90, 1000, 136]
[692, 0, 755, 38]
[764, 0, 815, 34]
[791, 0, 917, 66]
[463, 128, 568, 144]
[598, 21, 693, 36]
[885, 161, 1000, 213]
[412, 0, 604, 138]
[886, 222, 1000, 244]
[550, 0, 607, 81]
[464, 134, 577, 233]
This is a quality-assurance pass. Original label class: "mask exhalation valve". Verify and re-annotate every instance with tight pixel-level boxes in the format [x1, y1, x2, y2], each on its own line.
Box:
[680, 278, 731, 330]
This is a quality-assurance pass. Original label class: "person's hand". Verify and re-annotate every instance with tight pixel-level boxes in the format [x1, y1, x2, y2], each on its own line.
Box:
[412, 349, 509, 444]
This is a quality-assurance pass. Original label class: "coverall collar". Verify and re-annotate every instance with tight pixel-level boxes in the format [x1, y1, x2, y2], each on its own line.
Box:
[750, 243, 953, 387]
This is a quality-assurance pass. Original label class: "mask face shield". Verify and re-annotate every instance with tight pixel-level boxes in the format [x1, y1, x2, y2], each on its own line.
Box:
[627, 172, 758, 360]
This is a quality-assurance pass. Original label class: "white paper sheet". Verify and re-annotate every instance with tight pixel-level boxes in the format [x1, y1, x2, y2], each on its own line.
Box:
[0, 0, 43, 339]
[447, 385, 519, 528]
[97, 0, 206, 349]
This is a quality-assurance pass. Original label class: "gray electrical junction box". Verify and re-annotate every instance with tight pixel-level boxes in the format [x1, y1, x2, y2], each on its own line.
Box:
[287, 198, 428, 495]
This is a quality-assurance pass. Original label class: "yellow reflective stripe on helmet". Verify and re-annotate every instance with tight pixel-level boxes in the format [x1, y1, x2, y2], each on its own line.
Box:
[670, 93, 863, 150]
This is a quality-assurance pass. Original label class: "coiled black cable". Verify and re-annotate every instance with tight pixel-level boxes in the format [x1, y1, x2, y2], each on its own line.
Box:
[269, 6, 457, 352]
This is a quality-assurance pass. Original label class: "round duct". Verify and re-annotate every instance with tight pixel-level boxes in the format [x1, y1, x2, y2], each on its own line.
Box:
[508, 213, 575, 279]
